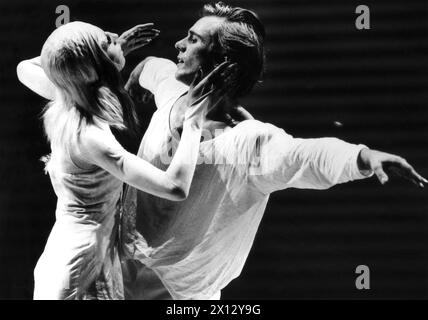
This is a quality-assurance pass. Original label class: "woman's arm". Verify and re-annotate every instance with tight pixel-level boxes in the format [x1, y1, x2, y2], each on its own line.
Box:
[16, 57, 56, 100]
[81, 119, 201, 201]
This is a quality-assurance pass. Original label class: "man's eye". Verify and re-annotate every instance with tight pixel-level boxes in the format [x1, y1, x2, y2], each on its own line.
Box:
[189, 36, 197, 43]
[106, 35, 112, 45]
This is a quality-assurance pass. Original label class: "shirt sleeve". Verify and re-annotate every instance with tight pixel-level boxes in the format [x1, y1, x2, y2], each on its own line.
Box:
[247, 122, 373, 194]
[139, 57, 188, 109]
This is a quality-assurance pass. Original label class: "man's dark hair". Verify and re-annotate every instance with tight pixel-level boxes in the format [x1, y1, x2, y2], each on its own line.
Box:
[201, 2, 266, 99]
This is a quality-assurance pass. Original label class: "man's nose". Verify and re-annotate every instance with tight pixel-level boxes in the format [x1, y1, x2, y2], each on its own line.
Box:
[175, 39, 185, 52]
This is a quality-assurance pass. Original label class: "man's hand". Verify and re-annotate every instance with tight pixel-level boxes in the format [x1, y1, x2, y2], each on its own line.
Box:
[117, 23, 160, 56]
[358, 148, 427, 188]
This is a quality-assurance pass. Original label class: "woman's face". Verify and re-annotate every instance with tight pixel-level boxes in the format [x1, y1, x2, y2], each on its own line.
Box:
[104, 32, 126, 71]
[72, 23, 126, 71]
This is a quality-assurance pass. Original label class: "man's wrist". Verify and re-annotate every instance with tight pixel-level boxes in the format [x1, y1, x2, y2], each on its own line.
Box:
[357, 148, 371, 172]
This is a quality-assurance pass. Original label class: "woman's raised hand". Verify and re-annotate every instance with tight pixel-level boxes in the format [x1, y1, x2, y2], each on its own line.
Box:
[117, 23, 160, 56]
[184, 61, 238, 126]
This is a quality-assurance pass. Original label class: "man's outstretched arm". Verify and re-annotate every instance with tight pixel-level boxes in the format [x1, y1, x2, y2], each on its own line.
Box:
[248, 124, 427, 194]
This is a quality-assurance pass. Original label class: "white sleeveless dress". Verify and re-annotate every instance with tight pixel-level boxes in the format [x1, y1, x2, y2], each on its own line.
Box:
[33, 148, 124, 299]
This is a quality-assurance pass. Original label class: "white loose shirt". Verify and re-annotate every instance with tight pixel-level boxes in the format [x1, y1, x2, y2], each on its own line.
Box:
[121, 58, 370, 300]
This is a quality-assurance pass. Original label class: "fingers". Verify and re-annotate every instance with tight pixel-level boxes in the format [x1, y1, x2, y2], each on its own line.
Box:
[133, 26, 160, 38]
[406, 164, 428, 185]
[383, 156, 427, 189]
[405, 164, 428, 188]
[219, 63, 238, 83]
[121, 23, 156, 36]
[196, 61, 231, 90]
[190, 68, 203, 89]
[188, 62, 238, 116]
[134, 29, 160, 38]
[129, 39, 155, 51]
[132, 23, 156, 30]
[216, 63, 239, 94]
[190, 63, 237, 106]
[120, 24, 160, 42]
[135, 24, 160, 33]
[118, 25, 160, 55]
[373, 165, 389, 185]
[405, 167, 426, 188]
[388, 166, 421, 188]
[190, 81, 227, 106]
[203, 64, 238, 106]
[125, 30, 160, 43]
[192, 61, 238, 101]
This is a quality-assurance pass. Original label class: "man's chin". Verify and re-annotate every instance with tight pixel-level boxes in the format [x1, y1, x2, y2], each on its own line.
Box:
[175, 70, 192, 86]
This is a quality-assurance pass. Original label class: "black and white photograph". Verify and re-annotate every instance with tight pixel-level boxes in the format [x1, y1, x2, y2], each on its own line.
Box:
[0, 0, 427, 306]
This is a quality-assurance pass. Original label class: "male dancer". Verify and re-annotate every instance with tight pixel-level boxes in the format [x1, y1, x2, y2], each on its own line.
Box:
[121, 2, 427, 299]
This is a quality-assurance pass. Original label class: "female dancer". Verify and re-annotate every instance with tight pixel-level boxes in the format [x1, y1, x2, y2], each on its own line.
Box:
[16, 21, 233, 299]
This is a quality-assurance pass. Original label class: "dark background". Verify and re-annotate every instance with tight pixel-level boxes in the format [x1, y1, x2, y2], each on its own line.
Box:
[0, 0, 427, 299]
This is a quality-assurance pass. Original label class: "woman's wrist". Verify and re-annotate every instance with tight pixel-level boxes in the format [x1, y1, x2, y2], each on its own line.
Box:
[183, 117, 202, 131]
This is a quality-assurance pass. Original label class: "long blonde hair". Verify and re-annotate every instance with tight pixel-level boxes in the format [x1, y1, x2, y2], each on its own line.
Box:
[41, 21, 138, 149]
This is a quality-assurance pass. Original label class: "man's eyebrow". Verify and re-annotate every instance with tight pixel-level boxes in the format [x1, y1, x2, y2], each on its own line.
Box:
[189, 30, 206, 42]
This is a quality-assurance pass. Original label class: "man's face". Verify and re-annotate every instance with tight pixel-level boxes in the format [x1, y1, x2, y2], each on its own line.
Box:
[175, 16, 225, 85]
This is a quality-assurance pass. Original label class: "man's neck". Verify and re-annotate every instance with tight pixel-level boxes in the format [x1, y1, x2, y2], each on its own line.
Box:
[173, 95, 238, 129]
[170, 94, 254, 141]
